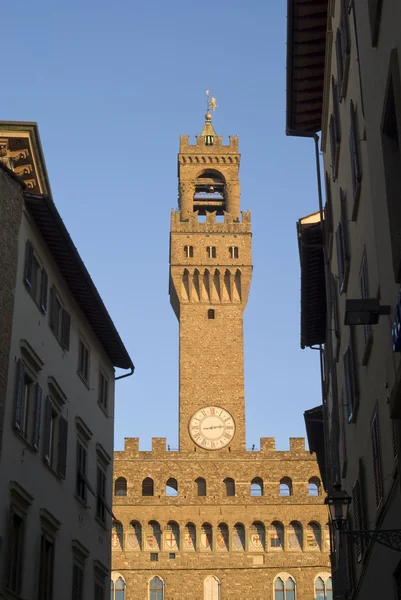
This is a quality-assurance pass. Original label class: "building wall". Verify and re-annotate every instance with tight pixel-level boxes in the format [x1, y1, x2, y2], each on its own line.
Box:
[0, 203, 116, 599]
[319, 0, 401, 596]
[112, 437, 331, 600]
[0, 168, 22, 464]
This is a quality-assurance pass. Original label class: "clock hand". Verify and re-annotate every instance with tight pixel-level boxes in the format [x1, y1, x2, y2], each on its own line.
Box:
[202, 425, 224, 430]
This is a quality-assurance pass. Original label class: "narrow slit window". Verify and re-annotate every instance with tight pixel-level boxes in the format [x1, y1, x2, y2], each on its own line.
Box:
[208, 309, 215, 320]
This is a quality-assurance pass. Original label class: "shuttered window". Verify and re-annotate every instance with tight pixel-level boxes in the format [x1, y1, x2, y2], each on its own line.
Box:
[76, 442, 88, 502]
[368, 0, 383, 46]
[324, 172, 334, 254]
[72, 563, 84, 600]
[359, 250, 373, 361]
[14, 360, 43, 448]
[78, 340, 90, 383]
[335, 190, 350, 294]
[336, 0, 351, 98]
[24, 240, 48, 314]
[329, 79, 341, 180]
[7, 509, 25, 594]
[371, 409, 384, 508]
[43, 397, 68, 478]
[349, 101, 362, 214]
[38, 532, 55, 600]
[49, 286, 71, 350]
[96, 465, 107, 523]
[344, 333, 359, 422]
[95, 581, 104, 600]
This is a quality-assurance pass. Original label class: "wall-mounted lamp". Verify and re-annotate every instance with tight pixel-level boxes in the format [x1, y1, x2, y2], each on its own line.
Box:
[344, 299, 391, 326]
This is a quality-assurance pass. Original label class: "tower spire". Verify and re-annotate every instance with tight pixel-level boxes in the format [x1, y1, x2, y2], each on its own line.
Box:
[201, 90, 217, 143]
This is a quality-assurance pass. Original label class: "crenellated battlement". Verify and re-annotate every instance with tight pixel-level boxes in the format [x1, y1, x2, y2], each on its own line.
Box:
[179, 133, 239, 154]
[170, 209, 251, 233]
[116, 436, 313, 460]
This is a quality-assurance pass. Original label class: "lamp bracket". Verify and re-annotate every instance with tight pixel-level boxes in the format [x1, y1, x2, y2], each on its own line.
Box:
[342, 529, 401, 552]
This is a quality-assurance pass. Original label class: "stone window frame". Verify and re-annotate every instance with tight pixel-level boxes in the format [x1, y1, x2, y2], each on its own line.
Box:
[23, 238, 48, 314]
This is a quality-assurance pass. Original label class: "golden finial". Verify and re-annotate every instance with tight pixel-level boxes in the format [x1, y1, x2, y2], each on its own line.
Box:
[205, 90, 217, 120]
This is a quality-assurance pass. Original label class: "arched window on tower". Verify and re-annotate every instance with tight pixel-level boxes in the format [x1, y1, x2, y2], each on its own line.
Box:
[193, 170, 226, 216]
[184, 245, 193, 258]
[314, 574, 333, 599]
[114, 477, 127, 496]
[308, 477, 321, 496]
[288, 521, 303, 551]
[306, 522, 322, 550]
[250, 477, 263, 496]
[229, 246, 239, 259]
[149, 576, 164, 600]
[204, 576, 220, 600]
[269, 522, 284, 550]
[279, 477, 292, 496]
[111, 521, 124, 551]
[196, 477, 206, 496]
[233, 523, 245, 551]
[142, 477, 154, 496]
[274, 574, 296, 600]
[224, 477, 235, 496]
[166, 478, 178, 497]
[111, 573, 126, 600]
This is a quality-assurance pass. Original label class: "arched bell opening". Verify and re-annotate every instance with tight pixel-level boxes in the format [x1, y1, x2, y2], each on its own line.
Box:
[193, 169, 226, 215]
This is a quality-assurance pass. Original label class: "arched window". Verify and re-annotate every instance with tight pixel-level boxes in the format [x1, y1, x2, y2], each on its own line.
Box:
[249, 521, 265, 551]
[112, 521, 124, 551]
[224, 477, 235, 496]
[280, 477, 292, 496]
[306, 522, 322, 550]
[216, 523, 229, 552]
[149, 576, 164, 600]
[200, 523, 212, 552]
[126, 521, 142, 550]
[183, 522, 196, 551]
[146, 521, 161, 551]
[164, 521, 179, 551]
[314, 574, 332, 599]
[111, 573, 126, 600]
[166, 478, 178, 496]
[196, 477, 206, 496]
[142, 477, 154, 496]
[204, 576, 220, 600]
[288, 521, 303, 551]
[308, 477, 321, 496]
[274, 574, 296, 600]
[269, 521, 284, 550]
[114, 477, 127, 496]
[233, 523, 245, 551]
[184, 245, 194, 258]
[250, 477, 263, 496]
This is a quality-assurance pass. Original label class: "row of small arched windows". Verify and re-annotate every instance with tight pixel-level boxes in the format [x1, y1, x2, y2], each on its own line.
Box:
[184, 245, 240, 259]
[112, 519, 328, 553]
[114, 476, 321, 497]
[111, 573, 333, 600]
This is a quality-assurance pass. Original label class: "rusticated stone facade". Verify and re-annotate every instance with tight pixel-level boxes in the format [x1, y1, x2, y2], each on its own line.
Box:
[0, 164, 24, 462]
[112, 114, 331, 599]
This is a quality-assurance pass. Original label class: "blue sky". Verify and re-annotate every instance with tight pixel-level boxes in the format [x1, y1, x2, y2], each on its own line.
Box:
[4, 1, 322, 450]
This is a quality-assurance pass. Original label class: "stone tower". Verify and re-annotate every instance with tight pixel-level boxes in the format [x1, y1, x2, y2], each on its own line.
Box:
[111, 112, 331, 600]
[169, 112, 252, 452]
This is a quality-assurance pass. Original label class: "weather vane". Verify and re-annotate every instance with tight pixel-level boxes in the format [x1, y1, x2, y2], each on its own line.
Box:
[205, 90, 218, 114]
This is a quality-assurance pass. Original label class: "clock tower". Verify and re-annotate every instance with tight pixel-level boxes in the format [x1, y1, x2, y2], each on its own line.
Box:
[169, 110, 252, 452]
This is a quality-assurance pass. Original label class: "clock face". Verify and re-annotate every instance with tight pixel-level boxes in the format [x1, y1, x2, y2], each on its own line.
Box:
[189, 406, 235, 450]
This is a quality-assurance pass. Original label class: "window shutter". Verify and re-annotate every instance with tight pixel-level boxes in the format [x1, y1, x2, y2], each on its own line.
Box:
[32, 383, 43, 451]
[352, 481, 363, 561]
[371, 411, 384, 508]
[61, 310, 71, 350]
[349, 101, 362, 194]
[24, 240, 34, 287]
[57, 416, 68, 479]
[335, 224, 345, 288]
[336, 29, 344, 87]
[324, 172, 333, 240]
[332, 275, 340, 339]
[72, 564, 84, 600]
[43, 396, 52, 463]
[340, 190, 350, 263]
[14, 360, 25, 431]
[40, 269, 48, 314]
[49, 287, 56, 332]
[332, 77, 341, 144]
[343, 346, 354, 421]
[95, 582, 104, 600]
[341, 0, 350, 54]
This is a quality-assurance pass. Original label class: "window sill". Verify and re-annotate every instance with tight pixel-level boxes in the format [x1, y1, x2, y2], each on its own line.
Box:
[77, 370, 90, 390]
[98, 401, 108, 418]
[95, 516, 108, 530]
[75, 494, 90, 510]
[24, 281, 47, 316]
[13, 428, 36, 454]
[4, 587, 28, 600]
[43, 460, 63, 482]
